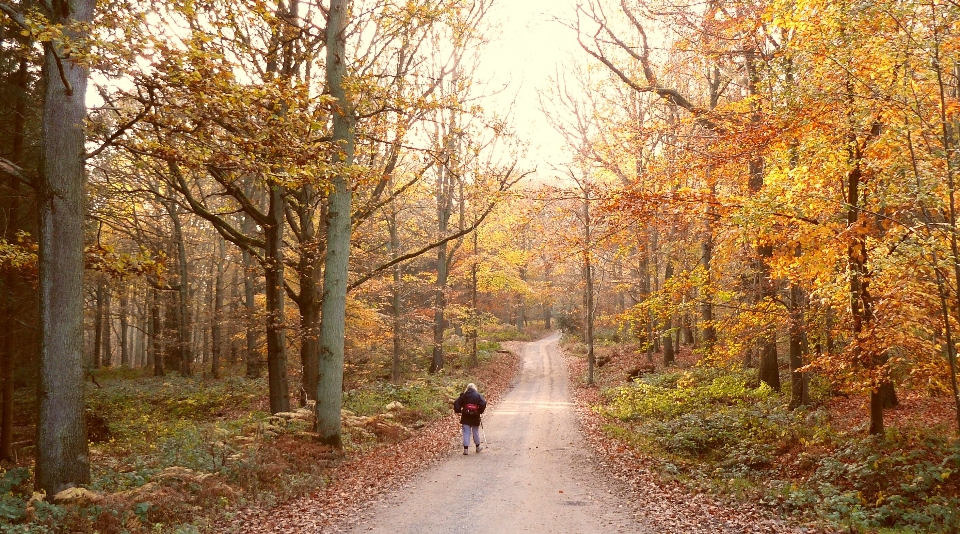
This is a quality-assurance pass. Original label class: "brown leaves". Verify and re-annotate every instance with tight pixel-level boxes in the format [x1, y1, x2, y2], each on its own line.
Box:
[563, 348, 831, 534]
[230, 350, 522, 533]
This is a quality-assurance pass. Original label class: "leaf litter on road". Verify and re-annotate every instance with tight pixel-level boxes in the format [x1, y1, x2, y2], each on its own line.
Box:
[227, 350, 522, 533]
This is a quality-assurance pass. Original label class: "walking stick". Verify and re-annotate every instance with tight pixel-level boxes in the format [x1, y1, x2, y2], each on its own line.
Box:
[479, 420, 486, 448]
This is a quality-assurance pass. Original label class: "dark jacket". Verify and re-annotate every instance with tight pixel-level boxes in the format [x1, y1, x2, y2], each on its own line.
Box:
[453, 389, 487, 427]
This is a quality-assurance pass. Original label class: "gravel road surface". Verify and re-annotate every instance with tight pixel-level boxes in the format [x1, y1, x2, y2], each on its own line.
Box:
[346, 332, 645, 533]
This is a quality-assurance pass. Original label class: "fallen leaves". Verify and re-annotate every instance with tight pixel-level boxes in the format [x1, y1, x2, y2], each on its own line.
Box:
[563, 348, 834, 534]
[226, 350, 522, 533]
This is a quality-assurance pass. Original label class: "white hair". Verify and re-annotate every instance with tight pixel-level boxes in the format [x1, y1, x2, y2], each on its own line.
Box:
[465, 383, 477, 393]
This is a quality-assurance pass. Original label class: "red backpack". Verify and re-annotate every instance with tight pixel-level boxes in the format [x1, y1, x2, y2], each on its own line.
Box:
[463, 403, 479, 416]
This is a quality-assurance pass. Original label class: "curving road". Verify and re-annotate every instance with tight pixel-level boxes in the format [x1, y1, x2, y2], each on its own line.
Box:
[345, 332, 645, 533]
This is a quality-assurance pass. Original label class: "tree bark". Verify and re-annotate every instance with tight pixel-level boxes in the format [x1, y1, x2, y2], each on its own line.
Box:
[932, 24, 960, 437]
[147, 288, 163, 376]
[264, 183, 290, 413]
[166, 202, 192, 376]
[0, 320, 12, 462]
[316, 0, 355, 446]
[93, 275, 104, 369]
[682, 314, 694, 345]
[389, 200, 403, 380]
[701, 200, 717, 351]
[119, 285, 129, 367]
[584, 188, 595, 385]
[470, 228, 479, 365]
[35, 0, 95, 493]
[430, 148, 455, 373]
[650, 228, 661, 355]
[211, 239, 225, 379]
[638, 231, 652, 363]
[431, 236, 448, 373]
[662, 260, 674, 366]
[103, 285, 112, 367]
[230, 268, 239, 364]
[296, 185, 321, 401]
[847, 124, 884, 435]
[201, 279, 209, 365]
[242, 213, 261, 378]
[742, 50, 780, 392]
[789, 278, 808, 409]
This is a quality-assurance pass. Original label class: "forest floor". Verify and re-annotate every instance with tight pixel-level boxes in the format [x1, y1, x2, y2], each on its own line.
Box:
[228, 343, 524, 533]
[4, 330, 958, 533]
[239, 333, 817, 534]
[565, 345, 828, 533]
[0, 330, 528, 533]
[568, 338, 960, 534]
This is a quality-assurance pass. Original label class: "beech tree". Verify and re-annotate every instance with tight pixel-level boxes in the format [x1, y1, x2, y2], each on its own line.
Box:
[0, 0, 96, 493]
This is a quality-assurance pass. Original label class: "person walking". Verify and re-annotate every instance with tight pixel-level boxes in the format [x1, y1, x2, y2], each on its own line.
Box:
[453, 383, 487, 455]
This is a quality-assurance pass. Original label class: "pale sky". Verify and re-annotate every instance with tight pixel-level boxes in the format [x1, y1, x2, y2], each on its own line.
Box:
[478, 0, 582, 175]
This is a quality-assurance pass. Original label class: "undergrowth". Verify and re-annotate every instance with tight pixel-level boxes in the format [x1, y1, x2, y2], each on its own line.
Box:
[599, 365, 960, 533]
[0, 335, 511, 533]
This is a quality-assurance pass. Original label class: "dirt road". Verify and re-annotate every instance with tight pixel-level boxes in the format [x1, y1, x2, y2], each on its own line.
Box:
[345, 332, 645, 533]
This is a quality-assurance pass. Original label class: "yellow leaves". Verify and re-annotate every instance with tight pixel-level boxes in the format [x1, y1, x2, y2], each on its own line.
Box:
[0, 231, 38, 282]
[85, 244, 165, 280]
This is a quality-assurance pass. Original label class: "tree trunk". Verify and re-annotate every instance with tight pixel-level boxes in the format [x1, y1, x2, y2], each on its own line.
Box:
[135, 295, 144, 367]
[638, 232, 652, 363]
[119, 285, 129, 367]
[151, 289, 164, 376]
[1, 55, 28, 463]
[744, 51, 780, 392]
[389, 201, 403, 380]
[211, 239, 225, 379]
[431, 245, 446, 374]
[164, 201, 192, 376]
[201, 279, 209, 365]
[584, 189, 595, 385]
[316, 0, 355, 446]
[35, 0, 96, 493]
[700, 172, 717, 353]
[93, 275, 104, 369]
[242, 214, 260, 378]
[146, 289, 155, 369]
[789, 279, 808, 409]
[296, 185, 321, 401]
[682, 314, 694, 345]
[469, 227, 481, 364]
[932, 36, 960, 436]
[847, 123, 884, 435]
[700, 224, 716, 350]
[430, 178, 452, 373]
[516, 266, 527, 332]
[103, 287, 112, 367]
[264, 183, 290, 413]
[230, 268, 240, 364]
[0, 323, 12, 462]
[650, 229, 661, 355]
[163, 293, 178, 371]
[663, 260, 674, 366]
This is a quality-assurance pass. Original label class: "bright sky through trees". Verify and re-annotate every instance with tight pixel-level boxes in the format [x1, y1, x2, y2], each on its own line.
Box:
[481, 0, 579, 174]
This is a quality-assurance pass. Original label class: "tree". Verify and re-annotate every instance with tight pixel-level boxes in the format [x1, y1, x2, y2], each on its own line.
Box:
[0, 0, 97, 493]
[315, 0, 355, 446]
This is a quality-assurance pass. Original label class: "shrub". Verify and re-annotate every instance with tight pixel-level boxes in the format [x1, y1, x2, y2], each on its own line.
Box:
[597, 363, 960, 532]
